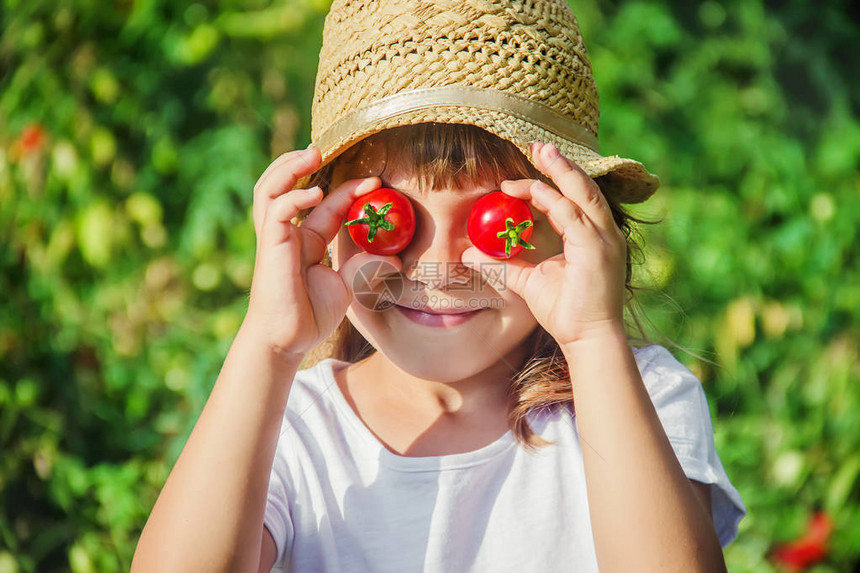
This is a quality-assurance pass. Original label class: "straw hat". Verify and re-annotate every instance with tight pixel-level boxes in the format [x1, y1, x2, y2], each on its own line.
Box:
[311, 0, 660, 203]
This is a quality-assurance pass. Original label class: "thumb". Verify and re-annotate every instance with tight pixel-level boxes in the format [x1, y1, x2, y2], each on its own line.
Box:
[462, 246, 533, 298]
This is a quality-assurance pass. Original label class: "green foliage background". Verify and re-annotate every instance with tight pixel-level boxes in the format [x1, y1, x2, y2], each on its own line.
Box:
[1, 0, 858, 571]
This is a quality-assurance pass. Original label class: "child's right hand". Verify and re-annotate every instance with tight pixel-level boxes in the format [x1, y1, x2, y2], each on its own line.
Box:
[244, 145, 400, 357]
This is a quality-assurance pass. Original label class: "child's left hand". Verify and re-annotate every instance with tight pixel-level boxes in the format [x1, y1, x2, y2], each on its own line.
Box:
[461, 141, 627, 347]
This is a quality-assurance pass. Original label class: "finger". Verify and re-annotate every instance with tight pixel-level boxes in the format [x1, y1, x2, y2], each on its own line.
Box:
[254, 145, 321, 198]
[260, 185, 323, 248]
[498, 178, 572, 239]
[531, 142, 617, 236]
[298, 176, 381, 264]
[254, 151, 296, 194]
[500, 178, 600, 249]
[460, 245, 540, 300]
[253, 146, 322, 234]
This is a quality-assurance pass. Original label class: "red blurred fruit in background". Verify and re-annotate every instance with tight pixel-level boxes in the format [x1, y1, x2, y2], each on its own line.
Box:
[770, 511, 833, 572]
[17, 123, 47, 155]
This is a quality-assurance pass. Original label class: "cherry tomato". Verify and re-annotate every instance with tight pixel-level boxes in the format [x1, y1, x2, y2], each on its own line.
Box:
[344, 187, 416, 255]
[467, 191, 536, 258]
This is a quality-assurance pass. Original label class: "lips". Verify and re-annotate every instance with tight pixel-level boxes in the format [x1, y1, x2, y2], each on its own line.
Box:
[398, 302, 487, 315]
[394, 304, 488, 327]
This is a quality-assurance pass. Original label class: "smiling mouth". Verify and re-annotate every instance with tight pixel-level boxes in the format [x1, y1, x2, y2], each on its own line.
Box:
[395, 303, 489, 315]
[394, 304, 488, 327]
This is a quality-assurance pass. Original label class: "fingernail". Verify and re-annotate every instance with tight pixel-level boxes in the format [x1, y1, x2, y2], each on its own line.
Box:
[357, 177, 379, 192]
[544, 143, 560, 159]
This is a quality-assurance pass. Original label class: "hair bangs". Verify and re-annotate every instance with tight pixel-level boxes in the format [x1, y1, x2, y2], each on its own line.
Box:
[352, 123, 541, 193]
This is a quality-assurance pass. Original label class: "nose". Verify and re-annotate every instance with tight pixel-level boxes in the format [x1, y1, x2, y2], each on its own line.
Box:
[402, 219, 474, 291]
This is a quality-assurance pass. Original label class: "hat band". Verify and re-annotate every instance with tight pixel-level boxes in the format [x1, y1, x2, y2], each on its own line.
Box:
[314, 86, 600, 155]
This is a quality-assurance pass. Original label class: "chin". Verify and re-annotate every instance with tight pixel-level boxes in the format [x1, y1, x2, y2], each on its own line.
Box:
[390, 346, 504, 383]
[346, 304, 537, 383]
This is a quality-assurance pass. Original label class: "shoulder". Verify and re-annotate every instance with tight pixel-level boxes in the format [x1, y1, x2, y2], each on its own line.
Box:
[632, 344, 699, 383]
[632, 343, 688, 373]
[294, 356, 342, 386]
[294, 356, 349, 394]
[631, 344, 707, 407]
[277, 357, 352, 431]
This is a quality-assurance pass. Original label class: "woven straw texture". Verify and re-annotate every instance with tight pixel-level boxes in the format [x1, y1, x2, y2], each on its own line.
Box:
[311, 0, 660, 203]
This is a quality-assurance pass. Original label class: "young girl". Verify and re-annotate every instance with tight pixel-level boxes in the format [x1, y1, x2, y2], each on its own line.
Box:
[132, 1, 745, 571]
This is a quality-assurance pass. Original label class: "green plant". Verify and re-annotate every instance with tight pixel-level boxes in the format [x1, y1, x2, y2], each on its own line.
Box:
[1, 0, 858, 571]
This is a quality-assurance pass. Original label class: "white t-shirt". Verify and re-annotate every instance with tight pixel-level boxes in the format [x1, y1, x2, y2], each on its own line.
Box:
[264, 345, 746, 572]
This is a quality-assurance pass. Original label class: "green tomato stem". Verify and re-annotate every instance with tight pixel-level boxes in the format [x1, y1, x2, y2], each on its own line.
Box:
[496, 217, 535, 257]
[344, 201, 395, 242]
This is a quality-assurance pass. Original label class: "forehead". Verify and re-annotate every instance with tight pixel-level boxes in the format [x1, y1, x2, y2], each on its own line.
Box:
[329, 134, 515, 196]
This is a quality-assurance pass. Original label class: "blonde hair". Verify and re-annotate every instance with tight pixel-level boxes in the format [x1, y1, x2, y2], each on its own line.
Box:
[294, 123, 657, 452]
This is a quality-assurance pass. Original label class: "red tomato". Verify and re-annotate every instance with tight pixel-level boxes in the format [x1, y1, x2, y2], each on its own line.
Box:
[344, 187, 416, 255]
[467, 191, 536, 258]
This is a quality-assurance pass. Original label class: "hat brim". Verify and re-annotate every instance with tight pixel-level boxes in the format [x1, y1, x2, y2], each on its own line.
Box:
[313, 106, 660, 204]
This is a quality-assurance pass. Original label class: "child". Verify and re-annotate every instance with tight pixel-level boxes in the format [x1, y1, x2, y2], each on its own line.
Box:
[132, 1, 746, 571]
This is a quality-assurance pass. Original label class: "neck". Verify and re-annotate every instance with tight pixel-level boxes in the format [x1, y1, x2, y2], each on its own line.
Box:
[358, 344, 528, 420]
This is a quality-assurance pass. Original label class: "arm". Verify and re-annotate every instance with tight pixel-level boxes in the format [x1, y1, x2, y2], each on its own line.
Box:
[131, 322, 302, 573]
[132, 146, 363, 572]
[562, 328, 726, 573]
[472, 142, 727, 571]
